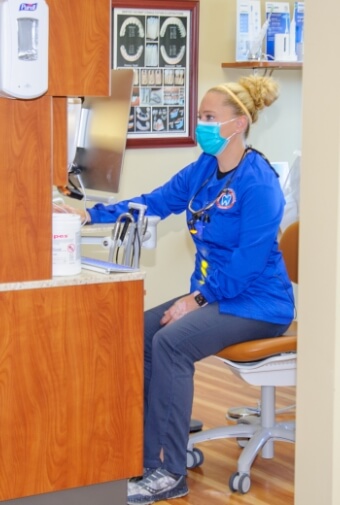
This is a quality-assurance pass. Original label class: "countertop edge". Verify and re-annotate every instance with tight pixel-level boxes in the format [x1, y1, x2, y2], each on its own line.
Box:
[0, 269, 145, 292]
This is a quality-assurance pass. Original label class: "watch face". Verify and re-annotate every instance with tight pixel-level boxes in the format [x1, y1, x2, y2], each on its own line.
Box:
[195, 293, 207, 307]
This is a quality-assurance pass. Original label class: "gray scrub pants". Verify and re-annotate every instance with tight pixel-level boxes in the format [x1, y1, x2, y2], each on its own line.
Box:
[143, 296, 291, 476]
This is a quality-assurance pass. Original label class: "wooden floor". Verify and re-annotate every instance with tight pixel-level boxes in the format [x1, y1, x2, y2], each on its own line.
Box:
[170, 356, 295, 505]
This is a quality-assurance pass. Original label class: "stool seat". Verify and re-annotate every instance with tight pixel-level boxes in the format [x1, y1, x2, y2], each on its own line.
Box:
[216, 321, 297, 363]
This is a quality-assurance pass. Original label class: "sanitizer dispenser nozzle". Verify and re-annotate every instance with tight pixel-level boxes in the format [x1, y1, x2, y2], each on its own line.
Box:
[0, 0, 49, 99]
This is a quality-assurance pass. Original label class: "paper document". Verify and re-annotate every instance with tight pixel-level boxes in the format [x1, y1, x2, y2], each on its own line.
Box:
[81, 256, 139, 274]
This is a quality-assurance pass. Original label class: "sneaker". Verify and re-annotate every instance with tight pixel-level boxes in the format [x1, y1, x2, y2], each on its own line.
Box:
[128, 468, 154, 495]
[129, 468, 154, 483]
[127, 467, 188, 504]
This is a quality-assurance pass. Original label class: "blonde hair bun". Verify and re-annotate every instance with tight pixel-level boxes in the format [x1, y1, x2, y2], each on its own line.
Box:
[238, 75, 279, 111]
[212, 75, 279, 126]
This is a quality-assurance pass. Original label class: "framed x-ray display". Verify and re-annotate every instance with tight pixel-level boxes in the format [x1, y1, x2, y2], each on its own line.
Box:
[112, 0, 199, 148]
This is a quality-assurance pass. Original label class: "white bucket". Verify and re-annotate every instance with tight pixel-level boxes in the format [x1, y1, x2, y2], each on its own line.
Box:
[52, 213, 81, 276]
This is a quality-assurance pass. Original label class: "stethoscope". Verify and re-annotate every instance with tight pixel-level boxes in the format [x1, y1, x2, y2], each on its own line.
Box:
[187, 171, 238, 234]
[187, 146, 277, 230]
[187, 149, 249, 233]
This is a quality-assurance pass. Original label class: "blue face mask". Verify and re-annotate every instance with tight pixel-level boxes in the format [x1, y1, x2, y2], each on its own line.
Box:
[195, 119, 236, 156]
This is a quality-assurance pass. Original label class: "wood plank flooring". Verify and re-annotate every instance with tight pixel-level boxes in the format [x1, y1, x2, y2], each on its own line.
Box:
[170, 356, 295, 505]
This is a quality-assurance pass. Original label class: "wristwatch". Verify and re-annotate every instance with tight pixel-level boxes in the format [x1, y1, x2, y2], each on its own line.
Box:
[194, 292, 208, 307]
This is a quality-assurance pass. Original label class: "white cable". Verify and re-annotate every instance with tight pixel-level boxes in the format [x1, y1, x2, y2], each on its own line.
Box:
[76, 174, 89, 227]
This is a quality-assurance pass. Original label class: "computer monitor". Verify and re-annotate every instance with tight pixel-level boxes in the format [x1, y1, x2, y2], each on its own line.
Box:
[67, 68, 134, 195]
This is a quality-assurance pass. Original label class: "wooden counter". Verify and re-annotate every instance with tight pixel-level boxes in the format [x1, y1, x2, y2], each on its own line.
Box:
[0, 273, 144, 503]
[0, 3, 143, 503]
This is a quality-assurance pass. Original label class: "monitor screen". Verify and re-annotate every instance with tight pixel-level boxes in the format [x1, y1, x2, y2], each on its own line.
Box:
[68, 68, 134, 194]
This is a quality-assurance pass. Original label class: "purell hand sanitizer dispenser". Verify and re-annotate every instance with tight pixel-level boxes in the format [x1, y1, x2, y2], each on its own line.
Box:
[0, 0, 49, 99]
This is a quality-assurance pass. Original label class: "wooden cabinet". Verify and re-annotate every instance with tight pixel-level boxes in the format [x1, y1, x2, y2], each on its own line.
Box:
[0, 96, 53, 283]
[0, 3, 144, 504]
[0, 0, 111, 283]
[47, 0, 111, 97]
[0, 279, 144, 501]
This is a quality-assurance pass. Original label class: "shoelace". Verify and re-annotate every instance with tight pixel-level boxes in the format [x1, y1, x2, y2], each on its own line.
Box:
[141, 469, 175, 491]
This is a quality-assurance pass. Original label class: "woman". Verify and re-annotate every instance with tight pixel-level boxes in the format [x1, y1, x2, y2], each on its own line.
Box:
[64, 75, 294, 504]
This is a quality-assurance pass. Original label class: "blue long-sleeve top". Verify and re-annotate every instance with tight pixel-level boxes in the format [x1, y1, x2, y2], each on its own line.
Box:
[88, 149, 294, 324]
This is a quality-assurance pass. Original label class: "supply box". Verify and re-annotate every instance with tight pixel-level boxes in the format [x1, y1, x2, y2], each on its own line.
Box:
[265, 1, 290, 61]
[295, 1, 304, 61]
[265, 1, 304, 62]
[235, 0, 261, 61]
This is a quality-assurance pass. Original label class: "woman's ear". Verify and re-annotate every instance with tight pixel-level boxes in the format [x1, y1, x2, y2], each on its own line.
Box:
[235, 115, 248, 133]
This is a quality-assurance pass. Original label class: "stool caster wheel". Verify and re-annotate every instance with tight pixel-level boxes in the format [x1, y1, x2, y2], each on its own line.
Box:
[186, 447, 204, 469]
[229, 472, 251, 494]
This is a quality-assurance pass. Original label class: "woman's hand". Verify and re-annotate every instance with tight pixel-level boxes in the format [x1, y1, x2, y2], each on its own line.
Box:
[160, 293, 202, 325]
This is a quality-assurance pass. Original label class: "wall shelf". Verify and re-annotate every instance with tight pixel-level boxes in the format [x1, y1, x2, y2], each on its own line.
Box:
[221, 61, 302, 70]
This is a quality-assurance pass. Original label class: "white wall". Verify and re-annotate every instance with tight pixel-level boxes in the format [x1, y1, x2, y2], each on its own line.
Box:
[295, 0, 340, 502]
[70, 0, 302, 309]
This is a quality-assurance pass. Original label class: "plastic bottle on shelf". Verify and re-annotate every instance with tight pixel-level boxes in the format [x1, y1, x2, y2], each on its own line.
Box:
[288, 4, 298, 61]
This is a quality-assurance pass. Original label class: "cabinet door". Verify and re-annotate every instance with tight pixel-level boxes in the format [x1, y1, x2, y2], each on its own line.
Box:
[0, 280, 144, 500]
[0, 96, 52, 283]
[48, 0, 111, 96]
